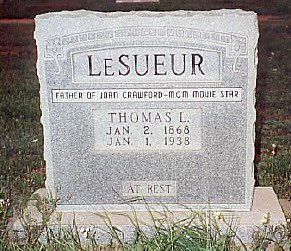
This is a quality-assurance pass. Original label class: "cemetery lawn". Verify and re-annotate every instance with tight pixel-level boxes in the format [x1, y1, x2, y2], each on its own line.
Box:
[0, 46, 45, 237]
[0, 20, 290, 249]
[255, 22, 291, 200]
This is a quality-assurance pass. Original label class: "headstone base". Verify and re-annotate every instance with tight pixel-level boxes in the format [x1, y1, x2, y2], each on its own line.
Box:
[10, 187, 286, 245]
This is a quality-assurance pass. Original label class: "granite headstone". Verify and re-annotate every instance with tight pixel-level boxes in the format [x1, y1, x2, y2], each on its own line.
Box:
[35, 10, 258, 211]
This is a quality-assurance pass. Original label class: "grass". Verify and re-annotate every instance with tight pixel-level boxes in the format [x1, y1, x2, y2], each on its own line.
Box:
[3, 194, 291, 250]
[255, 23, 291, 199]
[0, 18, 290, 250]
[0, 48, 45, 236]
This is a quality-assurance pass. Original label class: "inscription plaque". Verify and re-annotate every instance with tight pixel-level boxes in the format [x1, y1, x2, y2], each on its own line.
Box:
[52, 88, 242, 103]
[72, 47, 221, 83]
[122, 181, 177, 197]
[93, 108, 202, 151]
[35, 10, 258, 211]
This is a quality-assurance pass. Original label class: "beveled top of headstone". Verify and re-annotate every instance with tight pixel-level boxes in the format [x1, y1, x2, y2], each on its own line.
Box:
[35, 10, 258, 211]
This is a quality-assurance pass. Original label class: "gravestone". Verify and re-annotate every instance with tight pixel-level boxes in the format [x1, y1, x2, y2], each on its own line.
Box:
[34, 10, 258, 211]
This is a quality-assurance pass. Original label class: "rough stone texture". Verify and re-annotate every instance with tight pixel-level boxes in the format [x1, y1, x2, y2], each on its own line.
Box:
[11, 187, 286, 244]
[35, 10, 258, 211]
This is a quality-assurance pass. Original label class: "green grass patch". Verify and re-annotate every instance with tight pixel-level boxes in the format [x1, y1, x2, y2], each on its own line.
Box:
[2, 195, 291, 250]
[255, 24, 291, 198]
[0, 52, 45, 235]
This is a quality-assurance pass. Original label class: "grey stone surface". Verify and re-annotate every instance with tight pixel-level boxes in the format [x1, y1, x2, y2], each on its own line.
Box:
[34, 10, 258, 211]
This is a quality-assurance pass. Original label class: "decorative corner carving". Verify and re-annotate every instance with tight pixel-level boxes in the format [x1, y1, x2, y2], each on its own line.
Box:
[43, 26, 248, 75]
[230, 35, 247, 73]
[44, 38, 63, 74]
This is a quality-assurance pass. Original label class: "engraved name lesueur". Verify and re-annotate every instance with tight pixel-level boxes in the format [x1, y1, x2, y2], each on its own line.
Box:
[87, 53, 205, 77]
